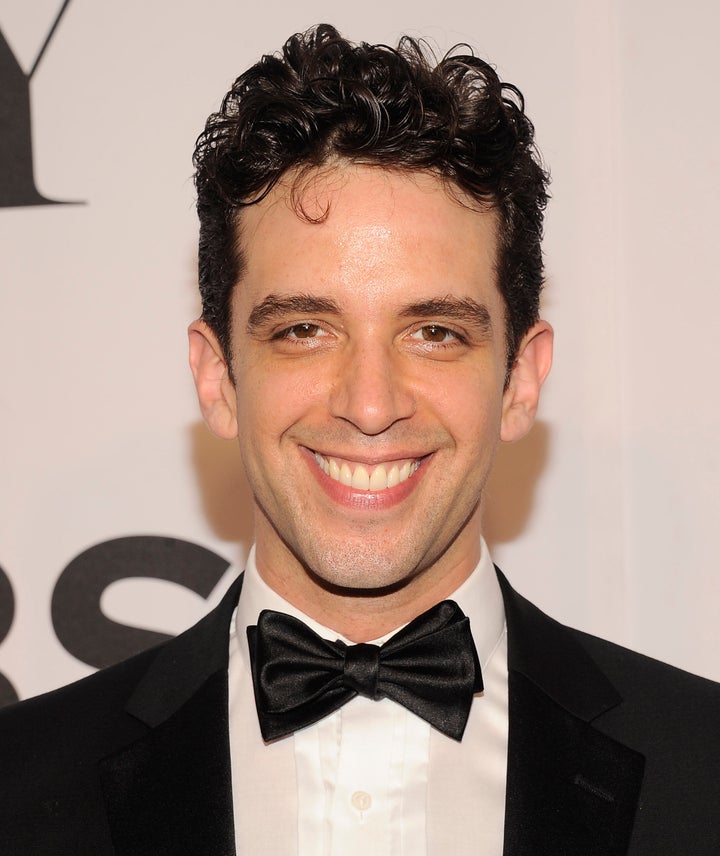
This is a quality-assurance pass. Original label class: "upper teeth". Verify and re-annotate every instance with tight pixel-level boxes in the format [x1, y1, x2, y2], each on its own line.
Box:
[313, 453, 420, 491]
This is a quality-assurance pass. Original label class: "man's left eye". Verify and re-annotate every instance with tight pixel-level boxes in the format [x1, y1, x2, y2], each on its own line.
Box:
[410, 325, 456, 343]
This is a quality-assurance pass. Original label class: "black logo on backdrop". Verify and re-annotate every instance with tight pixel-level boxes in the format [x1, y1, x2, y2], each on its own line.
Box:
[0, 0, 73, 207]
[0, 536, 231, 709]
[0, 565, 17, 707]
[51, 536, 230, 669]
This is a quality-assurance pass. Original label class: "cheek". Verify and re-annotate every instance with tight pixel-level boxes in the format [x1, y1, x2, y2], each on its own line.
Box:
[425, 370, 503, 433]
[235, 368, 322, 442]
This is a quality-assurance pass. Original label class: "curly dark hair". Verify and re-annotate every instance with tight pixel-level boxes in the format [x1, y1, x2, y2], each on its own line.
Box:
[193, 24, 549, 372]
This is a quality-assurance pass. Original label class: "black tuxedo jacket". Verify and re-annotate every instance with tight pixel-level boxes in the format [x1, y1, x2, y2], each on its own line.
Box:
[1, 570, 719, 855]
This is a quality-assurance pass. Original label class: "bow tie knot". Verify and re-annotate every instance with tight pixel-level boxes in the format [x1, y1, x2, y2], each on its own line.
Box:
[342, 642, 381, 698]
[248, 600, 483, 742]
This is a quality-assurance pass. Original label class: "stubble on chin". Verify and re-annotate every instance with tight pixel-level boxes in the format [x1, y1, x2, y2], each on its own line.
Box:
[298, 539, 425, 597]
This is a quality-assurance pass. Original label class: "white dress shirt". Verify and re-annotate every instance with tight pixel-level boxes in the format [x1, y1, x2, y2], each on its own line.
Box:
[229, 542, 508, 856]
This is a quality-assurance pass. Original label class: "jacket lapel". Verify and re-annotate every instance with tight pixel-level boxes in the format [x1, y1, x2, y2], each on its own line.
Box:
[98, 576, 243, 856]
[497, 570, 645, 856]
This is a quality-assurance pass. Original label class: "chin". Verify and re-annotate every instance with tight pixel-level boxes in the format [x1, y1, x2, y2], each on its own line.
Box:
[300, 541, 422, 596]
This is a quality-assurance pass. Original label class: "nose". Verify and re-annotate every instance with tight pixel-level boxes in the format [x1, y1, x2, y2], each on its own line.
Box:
[328, 342, 416, 435]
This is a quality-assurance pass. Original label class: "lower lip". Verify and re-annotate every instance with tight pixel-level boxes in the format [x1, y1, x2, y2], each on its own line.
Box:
[302, 448, 428, 511]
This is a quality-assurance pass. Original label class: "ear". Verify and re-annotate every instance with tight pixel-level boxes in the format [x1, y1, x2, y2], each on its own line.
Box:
[500, 320, 554, 443]
[188, 320, 238, 440]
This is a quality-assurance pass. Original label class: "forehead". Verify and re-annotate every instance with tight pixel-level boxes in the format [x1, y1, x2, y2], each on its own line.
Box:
[236, 164, 501, 311]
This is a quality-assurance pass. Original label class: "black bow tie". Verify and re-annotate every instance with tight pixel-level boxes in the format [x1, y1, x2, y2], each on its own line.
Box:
[247, 600, 483, 742]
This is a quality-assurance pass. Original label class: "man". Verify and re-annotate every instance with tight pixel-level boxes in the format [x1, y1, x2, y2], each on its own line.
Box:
[0, 23, 718, 855]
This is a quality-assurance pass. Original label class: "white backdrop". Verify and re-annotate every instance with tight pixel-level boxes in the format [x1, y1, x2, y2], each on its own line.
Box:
[1, 0, 718, 704]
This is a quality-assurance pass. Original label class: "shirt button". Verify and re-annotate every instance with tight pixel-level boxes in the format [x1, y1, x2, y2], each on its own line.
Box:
[351, 791, 372, 811]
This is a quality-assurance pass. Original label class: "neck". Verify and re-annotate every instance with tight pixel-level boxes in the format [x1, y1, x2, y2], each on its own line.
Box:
[255, 549, 478, 643]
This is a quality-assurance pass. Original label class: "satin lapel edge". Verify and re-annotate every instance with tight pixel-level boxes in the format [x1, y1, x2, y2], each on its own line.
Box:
[98, 574, 244, 856]
[496, 569, 645, 856]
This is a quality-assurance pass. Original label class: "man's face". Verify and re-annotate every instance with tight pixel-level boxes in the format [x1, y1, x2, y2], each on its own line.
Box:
[191, 164, 551, 612]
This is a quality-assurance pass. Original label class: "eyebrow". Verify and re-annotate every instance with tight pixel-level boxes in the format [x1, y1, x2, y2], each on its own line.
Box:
[246, 294, 342, 332]
[399, 297, 493, 334]
[245, 293, 493, 335]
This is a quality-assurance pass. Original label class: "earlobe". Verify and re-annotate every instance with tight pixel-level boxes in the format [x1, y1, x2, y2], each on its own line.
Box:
[188, 320, 239, 440]
[500, 320, 554, 443]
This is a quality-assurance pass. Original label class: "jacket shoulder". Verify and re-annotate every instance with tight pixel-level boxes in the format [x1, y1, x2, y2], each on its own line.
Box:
[575, 625, 720, 699]
[0, 644, 162, 768]
[572, 625, 720, 742]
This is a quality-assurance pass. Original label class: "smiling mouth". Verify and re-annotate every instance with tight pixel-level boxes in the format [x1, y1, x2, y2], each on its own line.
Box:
[311, 452, 422, 491]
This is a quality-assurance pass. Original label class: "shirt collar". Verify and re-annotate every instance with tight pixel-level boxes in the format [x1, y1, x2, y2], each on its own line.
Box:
[235, 540, 505, 669]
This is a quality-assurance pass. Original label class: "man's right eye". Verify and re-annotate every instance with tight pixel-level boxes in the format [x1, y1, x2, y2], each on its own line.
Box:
[271, 322, 331, 343]
[285, 323, 322, 339]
